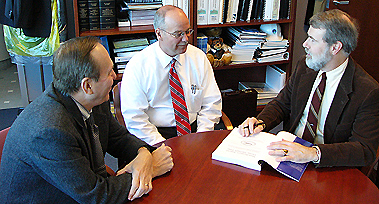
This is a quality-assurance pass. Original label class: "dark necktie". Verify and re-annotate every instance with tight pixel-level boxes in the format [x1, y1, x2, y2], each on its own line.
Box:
[302, 72, 327, 143]
[169, 59, 191, 136]
[86, 113, 107, 177]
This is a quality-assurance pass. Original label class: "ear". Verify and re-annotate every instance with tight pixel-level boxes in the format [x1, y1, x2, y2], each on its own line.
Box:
[155, 29, 163, 41]
[81, 77, 94, 95]
[330, 41, 343, 55]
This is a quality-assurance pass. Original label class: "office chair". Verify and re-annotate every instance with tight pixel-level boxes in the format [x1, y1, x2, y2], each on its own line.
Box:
[112, 82, 233, 130]
[0, 126, 116, 176]
[0, 127, 10, 167]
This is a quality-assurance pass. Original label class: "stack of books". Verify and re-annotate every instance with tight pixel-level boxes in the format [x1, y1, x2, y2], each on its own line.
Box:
[113, 37, 149, 73]
[238, 64, 286, 105]
[113, 35, 157, 73]
[253, 39, 289, 63]
[225, 27, 266, 63]
[119, 1, 162, 27]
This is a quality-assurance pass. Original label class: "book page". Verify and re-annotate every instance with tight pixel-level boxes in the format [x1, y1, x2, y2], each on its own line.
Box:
[212, 128, 281, 171]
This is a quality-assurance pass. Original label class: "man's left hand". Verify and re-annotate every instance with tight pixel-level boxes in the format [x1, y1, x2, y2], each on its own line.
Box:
[267, 140, 318, 163]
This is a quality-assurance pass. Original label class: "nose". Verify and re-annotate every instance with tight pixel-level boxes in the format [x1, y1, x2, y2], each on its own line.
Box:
[111, 69, 116, 80]
[182, 33, 189, 42]
[303, 38, 309, 49]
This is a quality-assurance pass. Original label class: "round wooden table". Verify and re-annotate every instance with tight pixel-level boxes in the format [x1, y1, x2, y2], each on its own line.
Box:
[133, 130, 379, 203]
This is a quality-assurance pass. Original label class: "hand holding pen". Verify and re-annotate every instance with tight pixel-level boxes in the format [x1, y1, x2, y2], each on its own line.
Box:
[238, 117, 266, 137]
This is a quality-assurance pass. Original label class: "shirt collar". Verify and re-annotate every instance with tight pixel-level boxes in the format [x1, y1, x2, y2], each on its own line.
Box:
[154, 42, 182, 68]
[70, 96, 91, 121]
[318, 57, 348, 79]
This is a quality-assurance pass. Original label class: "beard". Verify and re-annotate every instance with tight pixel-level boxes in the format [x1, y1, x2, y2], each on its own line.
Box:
[305, 47, 332, 71]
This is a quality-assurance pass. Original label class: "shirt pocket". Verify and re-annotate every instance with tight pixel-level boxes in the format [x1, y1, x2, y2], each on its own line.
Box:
[187, 84, 203, 114]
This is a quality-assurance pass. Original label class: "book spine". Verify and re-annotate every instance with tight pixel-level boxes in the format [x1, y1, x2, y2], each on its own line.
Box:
[88, 0, 100, 30]
[208, 0, 220, 24]
[240, 0, 251, 21]
[271, 0, 280, 20]
[99, 0, 116, 30]
[247, 0, 254, 21]
[197, 0, 208, 25]
[263, 0, 273, 20]
[222, 0, 229, 23]
[236, 0, 245, 21]
[78, 0, 90, 31]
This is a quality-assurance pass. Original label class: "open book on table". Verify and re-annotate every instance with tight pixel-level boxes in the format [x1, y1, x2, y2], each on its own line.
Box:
[212, 128, 313, 182]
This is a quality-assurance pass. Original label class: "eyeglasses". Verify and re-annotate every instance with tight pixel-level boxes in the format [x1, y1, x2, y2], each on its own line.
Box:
[160, 28, 194, 39]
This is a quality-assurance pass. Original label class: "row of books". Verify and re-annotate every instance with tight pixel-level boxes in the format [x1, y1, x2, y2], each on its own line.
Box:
[238, 64, 286, 105]
[112, 35, 157, 73]
[197, 0, 291, 25]
[78, 0, 117, 31]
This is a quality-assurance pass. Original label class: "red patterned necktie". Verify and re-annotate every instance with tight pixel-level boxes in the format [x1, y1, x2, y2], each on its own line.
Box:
[169, 59, 191, 136]
[302, 72, 327, 143]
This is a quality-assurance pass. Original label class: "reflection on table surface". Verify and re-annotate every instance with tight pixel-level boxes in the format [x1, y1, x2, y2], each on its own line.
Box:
[132, 130, 379, 203]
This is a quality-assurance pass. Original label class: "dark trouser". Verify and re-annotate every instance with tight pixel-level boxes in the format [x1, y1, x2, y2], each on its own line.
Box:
[157, 119, 227, 139]
[157, 121, 198, 139]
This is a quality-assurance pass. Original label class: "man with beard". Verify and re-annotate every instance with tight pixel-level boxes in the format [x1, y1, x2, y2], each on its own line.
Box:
[238, 9, 379, 167]
[120, 5, 222, 145]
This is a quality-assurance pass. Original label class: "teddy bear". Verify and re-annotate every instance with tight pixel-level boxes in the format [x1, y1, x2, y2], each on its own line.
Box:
[206, 37, 232, 68]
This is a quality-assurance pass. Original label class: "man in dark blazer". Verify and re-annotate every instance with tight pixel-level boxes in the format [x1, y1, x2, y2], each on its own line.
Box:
[239, 9, 379, 167]
[0, 36, 173, 203]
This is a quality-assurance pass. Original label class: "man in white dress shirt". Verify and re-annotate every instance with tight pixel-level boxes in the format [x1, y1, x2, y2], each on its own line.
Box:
[121, 5, 222, 145]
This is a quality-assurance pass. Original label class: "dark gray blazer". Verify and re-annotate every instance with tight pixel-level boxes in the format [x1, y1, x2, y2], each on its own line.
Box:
[0, 84, 154, 203]
[258, 56, 379, 167]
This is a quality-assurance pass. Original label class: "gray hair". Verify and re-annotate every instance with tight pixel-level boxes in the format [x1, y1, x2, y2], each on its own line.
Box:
[309, 9, 359, 55]
[52, 36, 101, 95]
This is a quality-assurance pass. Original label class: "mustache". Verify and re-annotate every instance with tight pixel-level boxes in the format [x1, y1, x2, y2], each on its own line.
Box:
[178, 42, 188, 46]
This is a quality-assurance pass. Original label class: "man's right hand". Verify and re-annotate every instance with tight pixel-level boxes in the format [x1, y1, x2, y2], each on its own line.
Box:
[238, 117, 265, 137]
[151, 143, 174, 177]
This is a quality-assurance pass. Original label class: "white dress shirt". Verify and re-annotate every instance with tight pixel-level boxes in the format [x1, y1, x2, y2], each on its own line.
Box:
[121, 42, 222, 145]
[295, 58, 348, 144]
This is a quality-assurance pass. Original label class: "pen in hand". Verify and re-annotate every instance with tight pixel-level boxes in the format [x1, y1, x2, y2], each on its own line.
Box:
[243, 122, 265, 135]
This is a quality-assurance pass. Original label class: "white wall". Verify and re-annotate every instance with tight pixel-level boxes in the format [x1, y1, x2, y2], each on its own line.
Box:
[0, 25, 10, 61]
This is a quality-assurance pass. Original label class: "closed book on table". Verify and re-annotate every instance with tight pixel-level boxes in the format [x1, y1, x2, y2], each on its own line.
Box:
[99, 0, 116, 30]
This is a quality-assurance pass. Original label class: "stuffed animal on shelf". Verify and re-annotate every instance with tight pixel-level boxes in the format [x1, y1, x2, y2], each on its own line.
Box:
[206, 37, 232, 68]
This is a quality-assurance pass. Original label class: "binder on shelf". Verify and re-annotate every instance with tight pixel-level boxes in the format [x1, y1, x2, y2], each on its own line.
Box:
[197, 0, 208, 25]
[266, 64, 286, 92]
[99, 0, 116, 30]
[88, 0, 100, 30]
[197, 33, 208, 53]
[78, 0, 89, 31]
[226, 0, 240, 22]
[208, 0, 223, 24]
[263, 0, 280, 20]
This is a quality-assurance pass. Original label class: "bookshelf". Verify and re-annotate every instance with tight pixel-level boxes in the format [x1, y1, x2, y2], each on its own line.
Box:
[71, 0, 297, 118]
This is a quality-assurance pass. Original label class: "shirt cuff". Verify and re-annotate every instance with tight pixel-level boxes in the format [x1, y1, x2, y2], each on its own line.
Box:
[312, 146, 321, 164]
